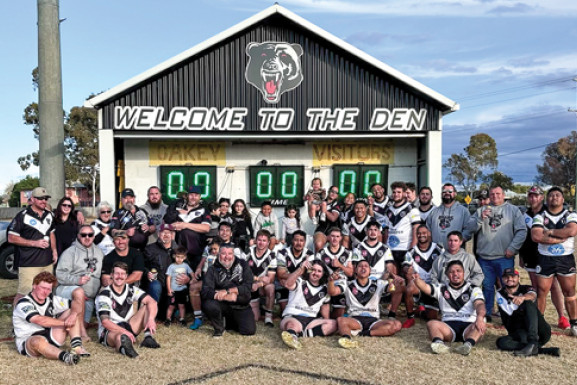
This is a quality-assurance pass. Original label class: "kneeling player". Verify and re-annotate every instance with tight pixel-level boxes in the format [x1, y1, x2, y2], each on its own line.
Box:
[13, 272, 89, 365]
[414, 260, 486, 355]
[96, 262, 160, 358]
[329, 260, 403, 349]
[280, 260, 337, 349]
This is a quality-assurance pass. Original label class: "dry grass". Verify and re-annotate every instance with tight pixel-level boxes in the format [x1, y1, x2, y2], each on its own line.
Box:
[1, 271, 576, 385]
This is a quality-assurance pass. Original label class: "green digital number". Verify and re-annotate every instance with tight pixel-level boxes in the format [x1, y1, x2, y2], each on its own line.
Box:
[281, 172, 298, 198]
[193, 171, 211, 199]
[167, 171, 184, 199]
[363, 170, 381, 197]
[256, 171, 273, 198]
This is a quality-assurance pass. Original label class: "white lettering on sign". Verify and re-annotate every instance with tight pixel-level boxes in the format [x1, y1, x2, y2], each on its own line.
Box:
[369, 108, 427, 131]
[114, 106, 428, 131]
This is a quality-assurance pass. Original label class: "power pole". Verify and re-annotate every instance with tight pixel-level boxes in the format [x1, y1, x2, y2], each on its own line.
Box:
[38, 0, 65, 204]
[570, 77, 577, 206]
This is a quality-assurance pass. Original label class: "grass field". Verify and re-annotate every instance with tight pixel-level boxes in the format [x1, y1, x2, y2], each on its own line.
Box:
[1, 272, 576, 385]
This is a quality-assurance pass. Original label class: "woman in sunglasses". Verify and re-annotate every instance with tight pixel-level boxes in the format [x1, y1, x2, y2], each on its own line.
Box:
[53, 197, 81, 261]
[91, 201, 115, 256]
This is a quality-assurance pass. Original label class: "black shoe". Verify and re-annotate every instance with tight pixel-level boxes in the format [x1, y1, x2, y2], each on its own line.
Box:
[514, 343, 538, 357]
[179, 319, 187, 327]
[140, 335, 160, 349]
[213, 329, 225, 338]
[485, 316, 492, 323]
[119, 334, 139, 358]
[164, 319, 171, 327]
[538, 347, 561, 357]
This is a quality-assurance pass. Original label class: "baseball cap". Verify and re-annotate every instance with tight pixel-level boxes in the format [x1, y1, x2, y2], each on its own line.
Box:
[111, 229, 128, 238]
[187, 186, 202, 194]
[159, 223, 174, 232]
[475, 189, 489, 200]
[31, 187, 51, 199]
[121, 188, 135, 198]
[527, 185, 544, 195]
[502, 268, 519, 277]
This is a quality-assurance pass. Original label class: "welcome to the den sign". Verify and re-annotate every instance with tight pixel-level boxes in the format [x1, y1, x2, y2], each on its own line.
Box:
[113, 106, 428, 132]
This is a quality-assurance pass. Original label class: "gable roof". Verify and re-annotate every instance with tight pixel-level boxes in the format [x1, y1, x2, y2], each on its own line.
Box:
[85, 4, 458, 114]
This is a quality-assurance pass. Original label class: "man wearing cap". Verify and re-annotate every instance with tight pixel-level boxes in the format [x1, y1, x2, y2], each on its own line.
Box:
[531, 186, 577, 336]
[169, 186, 211, 271]
[473, 184, 527, 322]
[520, 185, 569, 330]
[495, 268, 559, 356]
[111, 188, 154, 252]
[140, 186, 168, 245]
[101, 230, 145, 287]
[8, 187, 57, 306]
[426, 183, 475, 248]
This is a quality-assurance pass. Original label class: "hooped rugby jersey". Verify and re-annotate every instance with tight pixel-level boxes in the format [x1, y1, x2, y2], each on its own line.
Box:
[315, 246, 352, 278]
[342, 215, 377, 249]
[277, 247, 315, 274]
[245, 246, 277, 278]
[335, 279, 389, 318]
[96, 284, 148, 336]
[532, 209, 577, 256]
[430, 282, 484, 323]
[384, 202, 420, 251]
[282, 277, 330, 318]
[352, 241, 393, 280]
[403, 242, 444, 283]
[496, 285, 536, 316]
[13, 293, 70, 350]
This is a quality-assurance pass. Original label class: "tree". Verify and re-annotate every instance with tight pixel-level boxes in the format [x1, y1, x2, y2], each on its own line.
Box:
[8, 176, 39, 207]
[536, 131, 576, 191]
[444, 133, 498, 197]
[482, 170, 514, 191]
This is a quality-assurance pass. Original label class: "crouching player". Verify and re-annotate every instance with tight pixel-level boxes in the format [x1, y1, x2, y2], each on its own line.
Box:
[13, 272, 89, 365]
[329, 259, 403, 349]
[280, 259, 337, 349]
[414, 260, 486, 355]
[96, 262, 160, 358]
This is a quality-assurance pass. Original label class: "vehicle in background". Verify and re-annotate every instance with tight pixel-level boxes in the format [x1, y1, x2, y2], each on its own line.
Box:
[0, 222, 17, 279]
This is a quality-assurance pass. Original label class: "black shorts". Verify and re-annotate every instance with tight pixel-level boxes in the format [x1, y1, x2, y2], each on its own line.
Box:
[99, 321, 136, 347]
[168, 289, 188, 306]
[391, 250, 408, 267]
[413, 292, 440, 311]
[19, 328, 60, 356]
[351, 316, 380, 335]
[520, 251, 539, 271]
[445, 320, 473, 342]
[283, 315, 317, 333]
[536, 254, 576, 278]
[331, 294, 346, 309]
[277, 287, 290, 303]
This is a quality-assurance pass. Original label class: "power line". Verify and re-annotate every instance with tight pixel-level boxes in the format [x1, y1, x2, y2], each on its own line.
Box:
[460, 86, 575, 109]
[498, 143, 550, 157]
[455, 76, 576, 101]
[444, 110, 565, 133]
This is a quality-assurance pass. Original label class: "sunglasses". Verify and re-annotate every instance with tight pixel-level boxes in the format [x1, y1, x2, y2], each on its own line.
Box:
[442, 190, 455, 193]
[79, 233, 95, 238]
[100, 210, 112, 214]
[61, 204, 72, 208]
[35, 197, 49, 201]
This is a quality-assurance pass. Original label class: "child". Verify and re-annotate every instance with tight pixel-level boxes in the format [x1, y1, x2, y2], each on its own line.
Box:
[280, 204, 303, 246]
[305, 177, 327, 222]
[231, 199, 254, 253]
[253, 201, 280, 250]
[206, 201, 220, 242]
[164, 246, 193, 327]
[188, 240, 221, 330]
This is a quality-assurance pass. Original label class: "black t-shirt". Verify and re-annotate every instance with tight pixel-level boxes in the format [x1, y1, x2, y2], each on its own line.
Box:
[102, 247, 145, 275]
[8, 207, 55, 267]
[175, 205, 212, 267]
[54, 217, 79, 257]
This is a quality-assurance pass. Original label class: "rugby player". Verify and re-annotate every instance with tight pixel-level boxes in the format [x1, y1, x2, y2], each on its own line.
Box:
[342, 199, 379, 250]
[246, 230, 277, 326]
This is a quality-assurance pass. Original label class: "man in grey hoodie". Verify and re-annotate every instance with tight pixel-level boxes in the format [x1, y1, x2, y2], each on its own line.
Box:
[55, 224, 105, 340]
[473, 185, 527, 320]
[431, 230, 484, 287]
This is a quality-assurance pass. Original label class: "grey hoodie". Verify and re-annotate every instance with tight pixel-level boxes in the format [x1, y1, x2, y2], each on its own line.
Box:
[426, 203, 475, 248]
[431, 248, 484, 287]
[55, 241, 104, 299]
[473, 202, 527, 260]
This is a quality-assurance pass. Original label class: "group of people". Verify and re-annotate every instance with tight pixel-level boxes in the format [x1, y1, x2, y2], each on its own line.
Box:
[9, 180, 575, 365]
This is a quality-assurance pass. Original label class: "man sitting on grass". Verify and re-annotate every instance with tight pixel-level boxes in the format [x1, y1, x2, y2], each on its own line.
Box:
[13, 272, 89, 365]
[96, 261, 160, 358]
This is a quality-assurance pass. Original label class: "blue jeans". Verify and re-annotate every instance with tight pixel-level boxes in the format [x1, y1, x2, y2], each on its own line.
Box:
[479, 257, 514, 315]
[147, 280, 163, 302]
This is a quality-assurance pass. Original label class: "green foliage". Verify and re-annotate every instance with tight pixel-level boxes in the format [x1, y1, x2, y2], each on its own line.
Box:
[536, 131, 576, 191]
[9, 175, 39, 207]
[482, 171, 514, 191]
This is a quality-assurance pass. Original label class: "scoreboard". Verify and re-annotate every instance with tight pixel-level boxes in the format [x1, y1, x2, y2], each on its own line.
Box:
[159, 166, 217, 202]
[249, 166, 304, 207]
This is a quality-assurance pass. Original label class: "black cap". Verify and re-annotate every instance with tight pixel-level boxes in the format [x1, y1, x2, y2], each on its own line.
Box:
[475, 189, 489, 200]
[121, 188, 135, 198]
[187, 186, 202, 194]
[502, 268, 519, 277]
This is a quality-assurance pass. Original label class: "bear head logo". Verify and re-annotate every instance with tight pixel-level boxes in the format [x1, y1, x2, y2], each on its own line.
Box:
[245, 41, 304, 104]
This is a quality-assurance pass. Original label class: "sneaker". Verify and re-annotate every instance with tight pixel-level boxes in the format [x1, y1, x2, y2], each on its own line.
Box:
[417, 305, 426, 314]
[514, 343, 538, 357]
[338, 337, 359, 349]
[431, 341, 450, 354]
[164, 319, 171, 327]
[281, 331, 302, 350]
[179, 319, 187, 327]
[558, 316, 570, 330]
[402, 318, 415, 329]
[189, 318, 203, 330]
[140, 335, 160, 349]
[119, 335, 139, 358]
[455, 341, 473, 356]
[71, 346, 91, 357]
[63, 352, 80, 365]
[213, 329, 225, 338]
[570, 324, 577, 337]
[264, 315, 274, 327]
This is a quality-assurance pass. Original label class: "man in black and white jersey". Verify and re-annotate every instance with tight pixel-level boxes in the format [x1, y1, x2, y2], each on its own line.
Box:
[246, 229, 277, 326]
[343, 199, 379, 250]
[96, 261, 160, 358]
[531, 186, 577, 336]
[368, 183, 389, 229]
[111, 188, 153, 252]
[329, 259, 403, 349]
[315, 227, 354, 318]
[352, 221, 394, 281]
[13, 272, 88, 365]
[276, 230, 315, 312]
[417, 186, 435, 224]
[414, 260, 486, 355]
[279, 260, 337, 349]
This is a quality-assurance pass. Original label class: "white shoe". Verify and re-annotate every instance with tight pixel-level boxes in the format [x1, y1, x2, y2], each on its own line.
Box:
[338, 337, 359, 349]
[431, 341, 450, 354]
[570, 325, 577, 337]
[281, 331, 302, 350]
[455, 341, 473, 356]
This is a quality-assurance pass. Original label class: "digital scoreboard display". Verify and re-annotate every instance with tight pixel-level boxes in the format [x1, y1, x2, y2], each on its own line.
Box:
[159, 166, 217, 202]
[332, 165, 388, 198]
[249, 166, 304, 207]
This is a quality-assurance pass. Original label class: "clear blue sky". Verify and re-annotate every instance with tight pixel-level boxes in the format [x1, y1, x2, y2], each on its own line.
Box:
[1, 0, 576, 192]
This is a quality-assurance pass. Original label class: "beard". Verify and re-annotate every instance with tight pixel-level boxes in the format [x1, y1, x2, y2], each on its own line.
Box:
[148, 200, 161, 209]
[442, 196, 454, 205]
